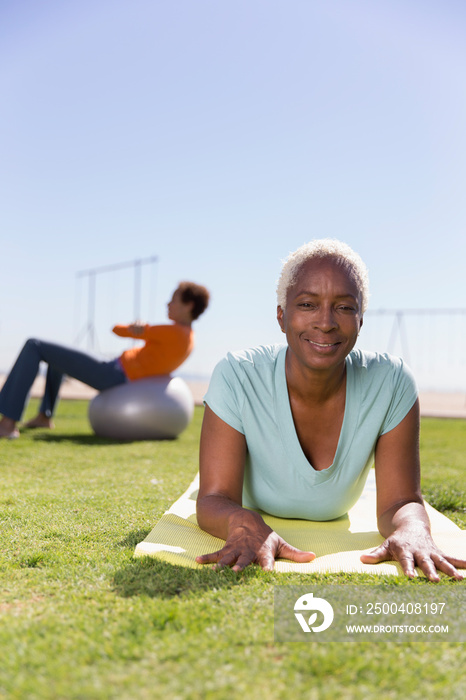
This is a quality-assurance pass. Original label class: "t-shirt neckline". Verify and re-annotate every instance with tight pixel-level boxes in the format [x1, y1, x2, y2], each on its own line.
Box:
[273, 346, 361, 483]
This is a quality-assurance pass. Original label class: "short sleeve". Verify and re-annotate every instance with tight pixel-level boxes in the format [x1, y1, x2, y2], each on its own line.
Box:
[203, 356, 245, 434]
[380, 359, 418, 435]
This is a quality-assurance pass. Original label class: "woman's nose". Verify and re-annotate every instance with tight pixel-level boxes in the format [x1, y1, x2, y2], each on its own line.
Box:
[313, 306, 337, 331]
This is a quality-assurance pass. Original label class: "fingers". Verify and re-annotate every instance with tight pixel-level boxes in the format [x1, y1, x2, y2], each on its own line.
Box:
[361, 544, 418, 578]
[195, 549, 227, 565]
[360, 543, 391, 564]
[414, 556, 440, 582]
[441, 555, 466, 572]
[277, 542, 316, 563]
[408, 553, 464, 582]
[195, 538, 316, 572]
[360, 542, 465, 581]
[232, 552, 274, 573]
[195, 548, 257, 572]
[430, 554, 464, 581]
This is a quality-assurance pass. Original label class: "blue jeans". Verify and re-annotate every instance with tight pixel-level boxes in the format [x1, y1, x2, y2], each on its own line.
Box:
[0, 338, 128, 421]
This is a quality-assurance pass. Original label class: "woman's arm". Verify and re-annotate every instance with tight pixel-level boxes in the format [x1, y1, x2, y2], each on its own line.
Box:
[196, 405, 315, 571]
[196, 404, 247, 539]
[360, 400, 465, 580]
[112, 323, 146, 338]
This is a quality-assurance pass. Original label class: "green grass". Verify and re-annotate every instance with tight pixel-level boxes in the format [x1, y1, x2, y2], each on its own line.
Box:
[1, 402, 465, 700]
[420, 418, 466, 527]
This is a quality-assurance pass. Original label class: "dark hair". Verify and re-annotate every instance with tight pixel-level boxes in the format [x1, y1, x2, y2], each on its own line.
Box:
[177, 281, 210, 320]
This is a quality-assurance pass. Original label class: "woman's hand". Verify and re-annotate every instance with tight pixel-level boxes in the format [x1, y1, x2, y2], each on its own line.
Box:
[128, 322, 145, 335]
[371, 401, 465, 581]
[360, 524, 465, 581]
[195, 508, 315, 572]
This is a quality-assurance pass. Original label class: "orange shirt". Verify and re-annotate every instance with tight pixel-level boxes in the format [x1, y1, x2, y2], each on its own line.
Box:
[113, 323, 194, 380]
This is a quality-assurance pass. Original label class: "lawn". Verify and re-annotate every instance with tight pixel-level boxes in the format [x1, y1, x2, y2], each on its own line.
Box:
[1, 401, 465, 700]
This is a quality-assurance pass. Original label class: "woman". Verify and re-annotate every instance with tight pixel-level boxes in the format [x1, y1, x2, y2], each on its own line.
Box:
[195, 240, 465, 581]
[0, 281, 209, 439]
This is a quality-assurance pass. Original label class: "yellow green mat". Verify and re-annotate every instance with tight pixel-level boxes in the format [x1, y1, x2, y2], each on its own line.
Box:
[134, 470, 466, 576]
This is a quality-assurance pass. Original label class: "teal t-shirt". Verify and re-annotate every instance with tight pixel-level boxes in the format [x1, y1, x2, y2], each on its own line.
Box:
[204, 345, 418, 521]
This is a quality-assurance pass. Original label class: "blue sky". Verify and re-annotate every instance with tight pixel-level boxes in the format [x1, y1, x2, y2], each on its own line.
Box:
[1, 0, 465, 389]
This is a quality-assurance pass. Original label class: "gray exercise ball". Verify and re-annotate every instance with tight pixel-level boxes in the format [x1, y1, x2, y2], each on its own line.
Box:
[88, 376, 194, 440]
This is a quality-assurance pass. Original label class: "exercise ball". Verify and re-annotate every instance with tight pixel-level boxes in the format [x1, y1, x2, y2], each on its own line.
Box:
[88, 376, 194, 440]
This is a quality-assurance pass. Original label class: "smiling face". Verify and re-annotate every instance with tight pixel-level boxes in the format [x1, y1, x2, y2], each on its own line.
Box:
[276, 257, 363, 375]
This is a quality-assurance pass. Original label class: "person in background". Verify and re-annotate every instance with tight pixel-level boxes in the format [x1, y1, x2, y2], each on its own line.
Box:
[0, 281, 210, 439]
[195, 240, 465, 581]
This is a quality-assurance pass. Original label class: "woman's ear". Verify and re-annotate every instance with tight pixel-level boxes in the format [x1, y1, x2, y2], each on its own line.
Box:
[277, 306, 285, 333]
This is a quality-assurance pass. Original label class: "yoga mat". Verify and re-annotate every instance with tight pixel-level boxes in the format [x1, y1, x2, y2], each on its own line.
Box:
[134, 470, 466, 576]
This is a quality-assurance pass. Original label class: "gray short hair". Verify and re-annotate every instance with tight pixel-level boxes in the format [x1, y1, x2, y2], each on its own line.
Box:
[276, 239, 370, 313]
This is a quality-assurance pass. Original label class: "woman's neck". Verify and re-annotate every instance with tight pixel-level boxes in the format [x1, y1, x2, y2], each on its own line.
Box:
[285, 351, 347, 404]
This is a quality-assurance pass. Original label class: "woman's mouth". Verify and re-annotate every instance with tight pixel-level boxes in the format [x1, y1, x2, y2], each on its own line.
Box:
[306, 339, 340, 348]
